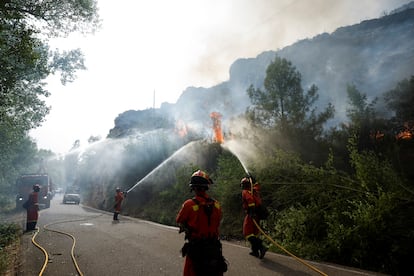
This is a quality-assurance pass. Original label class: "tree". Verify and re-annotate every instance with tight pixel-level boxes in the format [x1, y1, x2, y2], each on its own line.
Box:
[0, 0, 100, 36]
[0, 0, 100, 207]
[0, 0, 99, 134]
[384, 76, 414, 122]
[346, 84, 378, 128]
[344, 84, 385, 150]
[384, 76, 414, 181]
[247, 56, 334, 132]
[246, 56, 334, 164]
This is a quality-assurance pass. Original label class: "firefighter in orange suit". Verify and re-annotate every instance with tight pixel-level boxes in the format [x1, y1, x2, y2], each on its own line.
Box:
[113, 187, 124, 221]
[26, 184, 40, 231]
[241, 176, 267, 259]
[176, 170, 227, 276]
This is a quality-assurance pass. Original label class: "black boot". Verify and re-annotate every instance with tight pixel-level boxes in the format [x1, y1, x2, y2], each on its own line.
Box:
[248, 237, 260, 257]
[258, 240, 268, 259]
[113, 212, 118, 221]
[26, 222, 36, 232]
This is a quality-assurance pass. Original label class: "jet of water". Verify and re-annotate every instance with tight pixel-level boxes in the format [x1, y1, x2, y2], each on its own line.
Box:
[221, 140, 251, 175]
[125, 141, 199, 193]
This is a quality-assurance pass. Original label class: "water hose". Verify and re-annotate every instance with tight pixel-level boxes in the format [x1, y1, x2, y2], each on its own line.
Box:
[248, 176, 328, 276]
[31, 214, 102, 276]
[31, 229, 48, 276]
[43, 222, 84, 276]
[252, 219, 328, 276]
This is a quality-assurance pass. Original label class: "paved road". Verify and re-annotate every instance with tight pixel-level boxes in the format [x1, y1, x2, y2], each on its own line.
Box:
[16, 195, 387, 276]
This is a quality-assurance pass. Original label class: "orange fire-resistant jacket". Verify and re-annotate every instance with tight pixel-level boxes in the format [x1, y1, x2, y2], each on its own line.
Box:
[242, 186, 262, 239]
[176, 192, 222, 240]
[114, 191, 124, 213]
[176, 192, 222, 276]
[26, 191, 39, 223]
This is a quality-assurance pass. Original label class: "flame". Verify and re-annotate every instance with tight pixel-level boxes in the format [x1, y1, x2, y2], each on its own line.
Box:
[396, 130, 413, 140]
[396, 122, 413, 141]
[370, 130, 385, 141]
[210, 112, 224, 144]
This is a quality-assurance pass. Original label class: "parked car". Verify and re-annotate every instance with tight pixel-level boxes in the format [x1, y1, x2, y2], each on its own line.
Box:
[63, 187, 80, 204]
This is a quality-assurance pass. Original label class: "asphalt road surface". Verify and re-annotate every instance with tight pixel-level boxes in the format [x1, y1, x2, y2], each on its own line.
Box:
[15, 195, 387, 276]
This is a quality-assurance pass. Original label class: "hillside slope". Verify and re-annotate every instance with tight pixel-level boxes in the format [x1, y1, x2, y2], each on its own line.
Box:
[110, 4, 414, 135]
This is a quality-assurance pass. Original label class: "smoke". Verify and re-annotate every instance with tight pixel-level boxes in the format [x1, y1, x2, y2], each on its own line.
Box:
[41, 0, 412, 209]
[188, 0, 410, 88]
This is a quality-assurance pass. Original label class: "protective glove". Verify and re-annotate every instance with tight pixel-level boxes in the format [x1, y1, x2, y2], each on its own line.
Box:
[248, 173, 256, 184]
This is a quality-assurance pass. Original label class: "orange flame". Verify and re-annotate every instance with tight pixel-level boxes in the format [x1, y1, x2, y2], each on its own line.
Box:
[370, 130, 385, 141]
[396, 130, 413, 140]
[210, 112, 224, 144]
[396, 122, 413, 141]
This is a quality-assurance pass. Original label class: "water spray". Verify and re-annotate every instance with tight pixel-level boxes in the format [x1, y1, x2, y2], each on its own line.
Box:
[124, 141, 199, 194]
[221, 140, 327, 276]
[221, 141, 250, 174]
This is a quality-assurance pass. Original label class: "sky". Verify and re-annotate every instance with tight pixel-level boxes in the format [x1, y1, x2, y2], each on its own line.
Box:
[29, 0, 412, 154]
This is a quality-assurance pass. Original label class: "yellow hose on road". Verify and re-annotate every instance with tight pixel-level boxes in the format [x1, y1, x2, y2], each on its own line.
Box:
[43, 223, 84, 276]
[31, 214, 102, 276]
[31, 223, 84, 276]
[31, 229, 48, 276]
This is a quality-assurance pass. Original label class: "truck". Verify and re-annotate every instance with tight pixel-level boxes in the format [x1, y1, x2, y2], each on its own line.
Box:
[16, 174, 53, 209]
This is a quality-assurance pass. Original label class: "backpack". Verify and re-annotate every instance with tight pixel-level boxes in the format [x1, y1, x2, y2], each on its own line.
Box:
[192, 197, 216, 226]
[188, 197, 228, 275]
[256, 204, 269, 220]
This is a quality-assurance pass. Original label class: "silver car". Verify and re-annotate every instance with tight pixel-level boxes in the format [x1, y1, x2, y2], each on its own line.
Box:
[63, 188, 80, 204]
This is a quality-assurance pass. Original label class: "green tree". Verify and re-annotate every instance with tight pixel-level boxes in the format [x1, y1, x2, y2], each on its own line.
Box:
[0, 0, 100, 36]
[344, 84, 385, 150]
[247, 56, 334, 132]
[384, 76, 414, 122]
[327, 84, 389, 173]
[346, 84, 378, 129]
[383, 76, 414, 182]
[0, 0, 100, 208]
[0, 0, 99, 134]
[246, 56, 334, 164]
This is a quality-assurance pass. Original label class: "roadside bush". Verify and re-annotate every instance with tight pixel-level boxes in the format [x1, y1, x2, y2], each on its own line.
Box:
[0, 223, 21, 274]
[0, 195, 14, 213]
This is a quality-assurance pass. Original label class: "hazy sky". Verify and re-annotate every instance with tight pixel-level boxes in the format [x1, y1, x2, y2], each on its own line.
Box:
[29, 0, 412, 154]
